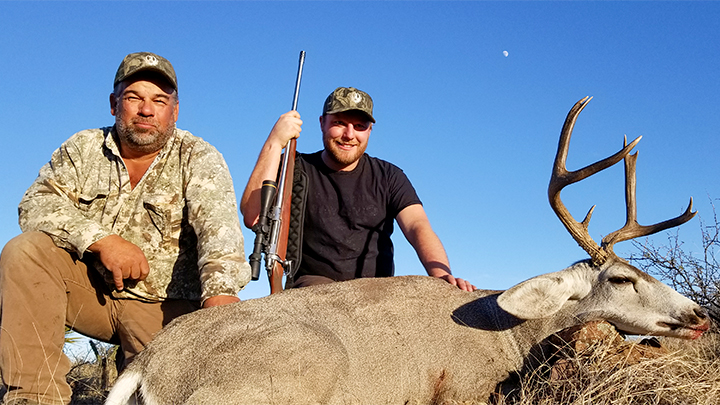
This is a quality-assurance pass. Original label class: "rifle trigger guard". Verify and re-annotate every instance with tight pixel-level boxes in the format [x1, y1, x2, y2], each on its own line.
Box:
[265, 254, 293, 276]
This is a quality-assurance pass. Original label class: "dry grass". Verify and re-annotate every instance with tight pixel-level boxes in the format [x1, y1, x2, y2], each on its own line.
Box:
[0, 341, 118, 405]
[0, 342, 119, 405]
[496, 332, 720, 405]
[65, 342, 118, 405]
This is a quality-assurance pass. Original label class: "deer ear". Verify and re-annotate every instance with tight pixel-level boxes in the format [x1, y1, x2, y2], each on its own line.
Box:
[497, 271, 590, 319]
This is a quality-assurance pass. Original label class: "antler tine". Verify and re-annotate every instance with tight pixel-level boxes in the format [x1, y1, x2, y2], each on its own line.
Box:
[548, 97, 642, 265]
[601, 137, 697, 254]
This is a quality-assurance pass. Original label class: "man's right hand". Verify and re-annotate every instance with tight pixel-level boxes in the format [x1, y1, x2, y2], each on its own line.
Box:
[267, 110, 302, 149]
[240, 110, 302, 228]
[88, 234, 150, 291]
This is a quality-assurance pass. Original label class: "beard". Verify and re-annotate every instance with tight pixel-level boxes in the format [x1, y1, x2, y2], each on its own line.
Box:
[322, 137, 367, 168]
[116, 118, 175, 154]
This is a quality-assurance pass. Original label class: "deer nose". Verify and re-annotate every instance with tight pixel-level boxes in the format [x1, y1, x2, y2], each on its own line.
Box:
[678, 306, 709, 327]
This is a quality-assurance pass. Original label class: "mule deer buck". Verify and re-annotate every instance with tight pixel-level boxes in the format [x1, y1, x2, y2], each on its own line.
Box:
[105, 97, 709, 405]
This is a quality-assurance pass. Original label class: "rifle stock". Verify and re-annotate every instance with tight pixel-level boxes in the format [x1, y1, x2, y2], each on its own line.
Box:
[269, 138, 296, 293]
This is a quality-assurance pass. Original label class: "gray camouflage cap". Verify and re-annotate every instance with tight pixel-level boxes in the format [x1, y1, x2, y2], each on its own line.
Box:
[323, 87, 375, 123]
[114, 52, 178, 91]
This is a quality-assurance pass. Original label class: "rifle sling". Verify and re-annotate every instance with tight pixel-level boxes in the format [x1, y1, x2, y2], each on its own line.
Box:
[284, 157, 308, 288]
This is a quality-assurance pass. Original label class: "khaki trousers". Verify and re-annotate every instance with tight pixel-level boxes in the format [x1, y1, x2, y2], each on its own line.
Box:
[0, 232, 200, 405]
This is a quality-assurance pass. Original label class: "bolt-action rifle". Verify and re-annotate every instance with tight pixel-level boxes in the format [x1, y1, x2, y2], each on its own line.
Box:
[249, 51, 305, 294]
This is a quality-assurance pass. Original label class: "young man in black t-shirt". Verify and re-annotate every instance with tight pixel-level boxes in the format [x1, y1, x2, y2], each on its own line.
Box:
[241, 87, 475, 291]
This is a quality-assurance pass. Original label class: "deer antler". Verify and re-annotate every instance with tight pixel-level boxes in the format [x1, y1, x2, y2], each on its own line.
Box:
[548, 97, 695, 265]
[601, 137, 696, 255]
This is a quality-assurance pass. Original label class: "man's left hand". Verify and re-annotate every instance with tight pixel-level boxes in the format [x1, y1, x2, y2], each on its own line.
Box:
[203, 295, 241, 308]
[432, 272, 478, 292]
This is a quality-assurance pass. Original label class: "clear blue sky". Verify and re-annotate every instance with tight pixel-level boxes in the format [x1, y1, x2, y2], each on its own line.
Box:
[1, 1, 718, 302]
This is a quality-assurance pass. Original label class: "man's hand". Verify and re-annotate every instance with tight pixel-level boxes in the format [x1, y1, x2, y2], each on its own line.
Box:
[240, 110, 302, 228]
[203, 295, 241, 308]
[88, 234, 149, 291]
[426, 267, 477, 292]
[434, 273, 478, 292]
[268, 110, 302, 149]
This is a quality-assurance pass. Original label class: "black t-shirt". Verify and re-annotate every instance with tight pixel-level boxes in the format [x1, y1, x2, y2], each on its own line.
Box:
[295, 151, 421, 281]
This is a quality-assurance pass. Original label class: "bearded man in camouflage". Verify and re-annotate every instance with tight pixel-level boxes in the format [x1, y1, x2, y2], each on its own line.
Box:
[0, 52, 251, 405]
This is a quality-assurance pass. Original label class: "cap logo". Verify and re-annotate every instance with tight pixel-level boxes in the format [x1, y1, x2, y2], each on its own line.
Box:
[350, 92, 362, 104]
[145, 55, 159, 66]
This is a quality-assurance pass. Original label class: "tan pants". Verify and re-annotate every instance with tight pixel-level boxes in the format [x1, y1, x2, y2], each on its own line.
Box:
[0, 232, 200, 405]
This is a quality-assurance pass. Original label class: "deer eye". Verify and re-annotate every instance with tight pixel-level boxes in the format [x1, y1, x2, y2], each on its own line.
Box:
[608, 276, 633, 285]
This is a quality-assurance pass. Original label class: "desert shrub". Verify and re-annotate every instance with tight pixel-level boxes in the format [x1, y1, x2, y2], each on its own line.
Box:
[630, 198, 720, 325]
[65, 341, 118, 405]
[0, 340, 117, 405]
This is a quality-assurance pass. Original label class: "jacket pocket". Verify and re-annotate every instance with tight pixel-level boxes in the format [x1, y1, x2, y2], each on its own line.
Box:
[143, 194, 184, 249]
[77, 191, 108, 216]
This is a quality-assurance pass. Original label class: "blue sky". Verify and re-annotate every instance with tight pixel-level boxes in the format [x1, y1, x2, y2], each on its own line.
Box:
[1, 1, 718, 303]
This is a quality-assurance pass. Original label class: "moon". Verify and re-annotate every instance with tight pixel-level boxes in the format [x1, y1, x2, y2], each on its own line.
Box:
[503, 50, 509, 57]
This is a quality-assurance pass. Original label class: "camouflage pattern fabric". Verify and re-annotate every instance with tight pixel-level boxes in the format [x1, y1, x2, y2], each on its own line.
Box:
[322, 87, 375, 123]
[114, 52, 178, 91]
[18, 127, 251, 303]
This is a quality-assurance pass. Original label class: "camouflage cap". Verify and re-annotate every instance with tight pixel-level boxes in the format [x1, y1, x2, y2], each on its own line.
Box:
[323, 87, 375, 123]
[114, 52, 178, 91]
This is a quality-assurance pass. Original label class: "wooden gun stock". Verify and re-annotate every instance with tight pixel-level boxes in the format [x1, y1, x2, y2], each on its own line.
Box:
[269, 138, 296, 294]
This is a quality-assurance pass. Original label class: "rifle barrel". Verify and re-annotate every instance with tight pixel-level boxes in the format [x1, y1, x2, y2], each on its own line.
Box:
[275, 51, 305, 207]
[291, 51, 306, 111]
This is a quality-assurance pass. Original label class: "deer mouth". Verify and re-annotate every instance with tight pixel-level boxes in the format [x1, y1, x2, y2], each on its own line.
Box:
[658, 321, 709, 339]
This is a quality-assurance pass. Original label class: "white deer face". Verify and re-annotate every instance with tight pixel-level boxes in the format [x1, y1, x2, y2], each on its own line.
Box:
[497, 260, 709, 339]
[577, 260, 709, 339]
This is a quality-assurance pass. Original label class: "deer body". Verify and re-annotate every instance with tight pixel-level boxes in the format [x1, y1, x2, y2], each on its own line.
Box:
[105, 260, 708, 405]
[106, 97, 709, 404]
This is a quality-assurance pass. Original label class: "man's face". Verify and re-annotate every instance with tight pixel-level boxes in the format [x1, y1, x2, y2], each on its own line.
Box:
[110, 76, 179, 155]
[320, 111, 373, 171]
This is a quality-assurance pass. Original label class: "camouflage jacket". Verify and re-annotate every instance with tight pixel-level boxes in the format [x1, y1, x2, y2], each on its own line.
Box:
[19, 127, 251, 303]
